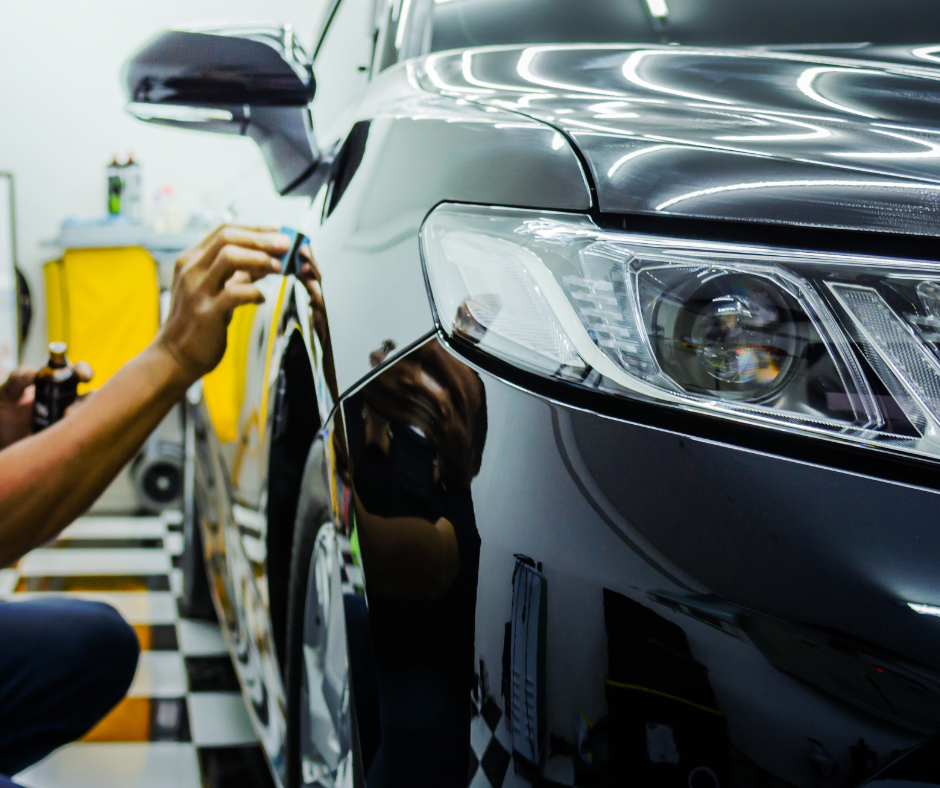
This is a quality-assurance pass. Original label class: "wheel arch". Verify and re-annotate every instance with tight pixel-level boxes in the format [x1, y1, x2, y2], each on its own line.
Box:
[266, 321, 322, 677]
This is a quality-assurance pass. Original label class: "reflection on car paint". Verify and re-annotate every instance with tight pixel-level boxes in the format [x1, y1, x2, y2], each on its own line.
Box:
[153, 22, 940, 788]
[301, 331, 940, 788]
[341, 338, 486, 787]
[419, 45, 940, 236]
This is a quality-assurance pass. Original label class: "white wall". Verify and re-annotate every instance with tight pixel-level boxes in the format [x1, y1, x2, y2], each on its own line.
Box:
[0, 0, 326, 366]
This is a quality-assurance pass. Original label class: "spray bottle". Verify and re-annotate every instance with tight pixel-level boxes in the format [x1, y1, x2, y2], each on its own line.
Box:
[107, 156, 123, 216]
[124, 154, 142, 223]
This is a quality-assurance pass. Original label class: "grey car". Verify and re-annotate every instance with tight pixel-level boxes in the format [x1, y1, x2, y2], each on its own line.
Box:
[125, 1, 940, 786]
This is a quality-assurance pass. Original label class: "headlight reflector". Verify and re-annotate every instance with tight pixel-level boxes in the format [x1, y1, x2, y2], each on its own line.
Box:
[643, 269, 807, 402]
[653, 272, 798, 398]
[421, 204, 940, 460]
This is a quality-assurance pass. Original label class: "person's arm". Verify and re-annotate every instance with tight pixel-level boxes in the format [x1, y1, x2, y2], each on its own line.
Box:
[0, 225, 289, 568]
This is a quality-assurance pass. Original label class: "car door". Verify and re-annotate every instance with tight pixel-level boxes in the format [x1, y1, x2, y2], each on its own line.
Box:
[195, 2, 383, 776]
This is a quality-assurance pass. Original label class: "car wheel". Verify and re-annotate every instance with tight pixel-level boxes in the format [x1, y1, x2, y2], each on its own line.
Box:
[178, 402, 215, 620]
[285, 439, 358, 788]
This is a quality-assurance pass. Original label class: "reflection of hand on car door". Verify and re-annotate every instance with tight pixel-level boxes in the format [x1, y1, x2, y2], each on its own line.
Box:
[352, 341, 487, 601]
[296, 244, 339, 406]
[361, 342, 484, 489]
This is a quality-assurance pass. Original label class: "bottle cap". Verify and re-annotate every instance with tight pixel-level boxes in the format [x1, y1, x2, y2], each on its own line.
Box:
[48, 341, 67, 365]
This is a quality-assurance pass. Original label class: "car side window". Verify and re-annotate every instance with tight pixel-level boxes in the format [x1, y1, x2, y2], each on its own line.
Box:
[375, 0, 401, 72]
[374, 0, 432, 73]
[311, 0, 380, 146]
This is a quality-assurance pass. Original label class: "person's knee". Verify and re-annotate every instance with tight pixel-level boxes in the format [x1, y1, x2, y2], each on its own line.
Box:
[87, 602, 140, 695]
[57, 600, 140, 699]
[0, 598, 140, 765]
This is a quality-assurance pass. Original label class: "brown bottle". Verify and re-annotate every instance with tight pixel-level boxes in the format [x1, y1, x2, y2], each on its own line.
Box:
[32, 342, 79, 433]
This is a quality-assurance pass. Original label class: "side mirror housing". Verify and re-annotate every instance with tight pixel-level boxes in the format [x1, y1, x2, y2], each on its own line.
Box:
[123, 24, 323, 196]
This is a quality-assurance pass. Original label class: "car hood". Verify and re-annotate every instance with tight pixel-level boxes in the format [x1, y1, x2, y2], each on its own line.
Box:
[417, 44, 940, 237]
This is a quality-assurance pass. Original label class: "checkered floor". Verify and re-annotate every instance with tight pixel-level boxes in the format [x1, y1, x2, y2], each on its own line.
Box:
[0, 513, 275, 788]
[469, 696, 581, 788]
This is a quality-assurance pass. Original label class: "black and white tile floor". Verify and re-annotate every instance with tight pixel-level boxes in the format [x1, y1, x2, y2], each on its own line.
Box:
[0, 513, 275, 788]
[468, 696, 583, 788]
[0, 513, 587, 788]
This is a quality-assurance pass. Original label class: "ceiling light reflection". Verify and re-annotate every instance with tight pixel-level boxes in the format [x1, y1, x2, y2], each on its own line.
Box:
[796, 67, 881, 119]
[656, 178, 940, 212]
[518, 46, 625, 96]
[395, 0, 413, 49]
[909, 602, 940, 617]
[126, 103, 235, 122]
[912, 45, 940, 64]
[874, 122, 940, 136]
[715, 114, 831, 142]
[514, 93, 559, 108]
[461, 51, 546, 94]
[830, 129, 940, 160]
[425, 54, 493, 94]
[559, 117, 637, 135]
[622, 51, 736, 105]
[607, 144, 673, 177]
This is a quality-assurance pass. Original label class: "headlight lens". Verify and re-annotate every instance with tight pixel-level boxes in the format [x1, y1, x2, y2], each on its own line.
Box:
[649, 271, 800, 400]
[421, 203, 940, 460]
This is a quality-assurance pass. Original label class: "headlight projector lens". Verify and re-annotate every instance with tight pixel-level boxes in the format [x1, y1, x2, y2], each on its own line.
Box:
[650, 272, 804, 402]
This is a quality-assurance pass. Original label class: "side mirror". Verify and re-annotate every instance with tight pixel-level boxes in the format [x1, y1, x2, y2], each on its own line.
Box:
[123, 24, 323, 196]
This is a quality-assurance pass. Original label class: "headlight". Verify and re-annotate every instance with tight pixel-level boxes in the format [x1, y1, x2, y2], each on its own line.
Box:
[421, 203, 940, 461]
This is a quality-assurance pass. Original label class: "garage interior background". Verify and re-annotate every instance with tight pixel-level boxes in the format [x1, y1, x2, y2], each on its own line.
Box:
[1, 3, 341, 786]
[0, 0, 329, 372]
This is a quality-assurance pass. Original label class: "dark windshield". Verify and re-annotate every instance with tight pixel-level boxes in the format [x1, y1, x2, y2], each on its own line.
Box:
[430, 0, 940, 52]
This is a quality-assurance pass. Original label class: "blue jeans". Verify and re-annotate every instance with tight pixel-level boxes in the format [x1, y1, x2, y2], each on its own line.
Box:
[0, 598, 140, 786]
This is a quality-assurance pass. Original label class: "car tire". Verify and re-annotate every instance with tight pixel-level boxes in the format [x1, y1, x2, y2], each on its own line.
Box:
[178, 402, 215, 621]
[285, 438, 359, 788]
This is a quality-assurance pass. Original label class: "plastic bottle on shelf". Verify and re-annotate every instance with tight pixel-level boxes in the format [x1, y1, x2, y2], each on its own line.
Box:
[153, 185, 184, 233]
[107, 156, 123, 217]
[124, 154, 142, 223]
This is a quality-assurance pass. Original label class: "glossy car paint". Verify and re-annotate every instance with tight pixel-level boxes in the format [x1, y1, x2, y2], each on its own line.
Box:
[125, 9, 940, 788]
[184, 56, 591, 785]
[303, 63, 590, 394]
[335, 335, 940, 786]
[420, 45, 940, 236]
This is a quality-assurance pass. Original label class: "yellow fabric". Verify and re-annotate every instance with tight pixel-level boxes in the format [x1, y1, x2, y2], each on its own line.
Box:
[51, 247, 159, 394]
[202, 303, 258, 443]
[43, 259, 65, 344]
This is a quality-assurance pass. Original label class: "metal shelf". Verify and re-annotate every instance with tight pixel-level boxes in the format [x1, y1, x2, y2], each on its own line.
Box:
[43, 223, 204, 254]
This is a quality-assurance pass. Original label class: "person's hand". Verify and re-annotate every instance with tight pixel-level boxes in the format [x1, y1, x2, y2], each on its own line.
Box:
[0, 366, 36, 449]
[158, 225, 289, 384]
[63, 361, 96, 419]
[0, 361, 93, 449]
